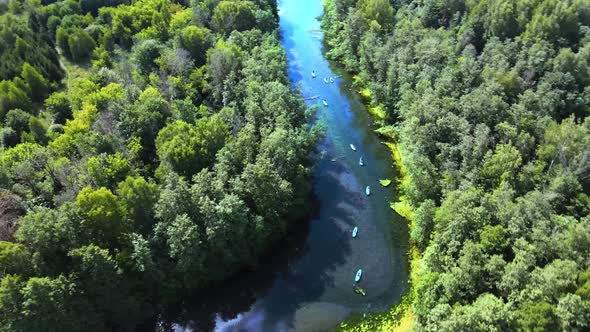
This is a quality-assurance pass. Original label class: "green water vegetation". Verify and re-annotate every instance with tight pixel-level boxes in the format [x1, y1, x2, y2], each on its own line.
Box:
[0, 0, 318, 330]
[379, 179, 391, 187]
[323, 0, 590, 330]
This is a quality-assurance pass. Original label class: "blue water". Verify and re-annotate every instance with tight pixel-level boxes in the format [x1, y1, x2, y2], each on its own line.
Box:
[165, 1, 409, 330]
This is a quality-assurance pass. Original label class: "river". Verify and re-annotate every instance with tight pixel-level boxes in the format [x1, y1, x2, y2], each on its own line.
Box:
[162, 0, 409, 330]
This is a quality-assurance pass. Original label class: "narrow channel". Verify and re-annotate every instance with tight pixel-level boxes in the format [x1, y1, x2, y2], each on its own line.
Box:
[165, 0, 409, 330]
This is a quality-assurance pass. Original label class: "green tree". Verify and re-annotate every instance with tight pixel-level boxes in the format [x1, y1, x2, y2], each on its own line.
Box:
[156, 118, 229, 178]
[177, 25, 213, 66]
[479, 224, 508, 254]
[119, 87, 169, 162]
[479, 144, 522, 189]
[20, 63, 49, 102]
[0, 241, 32, 277]
[87, 152, 132, 189]
[556, 293, 590, 330]
[578, 268, 590, 300]
[44, 92, 71, 124]
[207, 40, 242, 104]
[68, 28, 96, 62]
[76, 186, 126, 247]
[117, 176, 159, 234]
[16, 206, 78, 275]
[514, 301, 559, 332]
[17, 276, 79, 331]
[411, 199, 436, 251]
[69, 245, 139, 330]
[134, 39, 164, 75]
[0, 274, 24, 331]
[0, 80, 31, 118]
[356, 0, 394, 30]
[211, 1, 257, 35]
[56, 27, 70, 57]
[4, 109, 30, 136]
[442, 293, 514, 331]
[28, 116, 48, 145]
[235, 157, 293, 223]
[165, 213, 204, 289]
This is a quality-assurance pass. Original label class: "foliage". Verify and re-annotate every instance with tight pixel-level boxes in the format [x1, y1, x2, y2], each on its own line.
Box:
[0, 0, 314, 330]
[379, 179, 391, 187]
[211, 0, 257, 35]
[156, 118, 229, 178]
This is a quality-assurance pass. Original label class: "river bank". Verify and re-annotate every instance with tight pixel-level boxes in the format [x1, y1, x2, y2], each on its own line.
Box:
[319, 1, 420, 330]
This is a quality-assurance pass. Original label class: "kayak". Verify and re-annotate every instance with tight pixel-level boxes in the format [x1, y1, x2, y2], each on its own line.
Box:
[366, 186, 370, 196]
[353, 285, 366, 296]
[359, 157, 364, 166]
[355, 269, 363, 282]
[311, 71, 316, 78]
[323, 77, 329, 83]
[350, 144, 356, 151]
[322, 99, 328, 107]
[329, 77, 334, 83]
[352, 226, 358, 238]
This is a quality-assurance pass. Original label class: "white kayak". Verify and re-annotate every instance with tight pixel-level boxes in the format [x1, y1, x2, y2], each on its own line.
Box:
[350, 144, 356, 151]
[366, 186, 370, 196]
[352, 226, 358, 238]
[311, 71, 316, 78]
[359, 157, 364, 166]
[355, 269, 363, 282]
[323, 77, 329, 83]
[329, 77, 334, 83]
[322, 99, 328, 107]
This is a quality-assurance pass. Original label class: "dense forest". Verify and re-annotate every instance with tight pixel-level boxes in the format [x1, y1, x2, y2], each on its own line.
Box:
[323, 0, 590, 330]
[0, 0, 318, 330]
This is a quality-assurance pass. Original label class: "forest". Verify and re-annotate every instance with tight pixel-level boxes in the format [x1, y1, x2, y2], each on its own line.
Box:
[323, 0, 590, 330]
[0, 0, 318, 330]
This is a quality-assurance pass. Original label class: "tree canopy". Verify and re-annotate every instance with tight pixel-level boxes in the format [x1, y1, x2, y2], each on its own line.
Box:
[0, 0, 316, 330]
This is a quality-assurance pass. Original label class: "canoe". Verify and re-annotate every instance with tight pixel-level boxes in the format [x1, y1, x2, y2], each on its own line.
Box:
[329, 77, 334, 83]
[366, 186, 370, 196]
[350, 144, 356, 151]
[359, 157, 364, 166]
[355, 269, 363, 282]
[352, 226, 358, 238]
[353, 285, 366, 296]
[322, 100, 328, 107]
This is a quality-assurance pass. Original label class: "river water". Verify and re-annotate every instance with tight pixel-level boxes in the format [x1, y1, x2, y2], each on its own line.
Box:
[163, 0, 409, 331]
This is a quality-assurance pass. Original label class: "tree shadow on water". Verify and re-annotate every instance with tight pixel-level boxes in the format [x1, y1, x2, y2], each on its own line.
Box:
[157, 150, 364, 331]
[245, 153, 367, 331]
[155, 196, 316, 332]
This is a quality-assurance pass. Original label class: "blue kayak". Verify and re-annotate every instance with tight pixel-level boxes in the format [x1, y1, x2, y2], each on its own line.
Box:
[355, 269, 363, 282]
[352, 226, 358, 238]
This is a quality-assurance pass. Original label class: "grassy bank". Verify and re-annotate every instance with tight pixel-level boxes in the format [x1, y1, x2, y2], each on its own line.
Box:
[333, 75, 419, 331]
